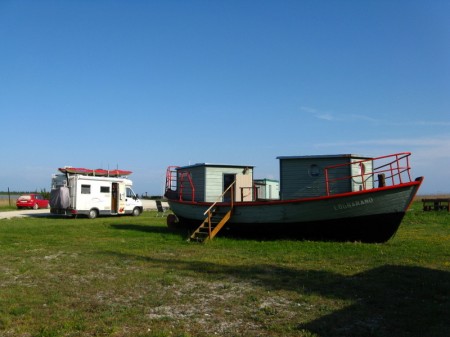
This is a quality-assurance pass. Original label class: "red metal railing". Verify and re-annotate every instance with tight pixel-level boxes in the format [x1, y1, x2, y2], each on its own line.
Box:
[165, 166, 196, 202]
[165, 166, 179, 192]
[324, 152, 413, 196]
[178, 171, 195, 201]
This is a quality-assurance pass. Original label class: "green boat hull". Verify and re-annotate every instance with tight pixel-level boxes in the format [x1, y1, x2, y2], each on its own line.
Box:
[167, 178, 423, 243]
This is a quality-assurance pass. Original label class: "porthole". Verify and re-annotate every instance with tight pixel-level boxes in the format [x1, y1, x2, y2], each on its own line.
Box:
[309, 164, 320, 177]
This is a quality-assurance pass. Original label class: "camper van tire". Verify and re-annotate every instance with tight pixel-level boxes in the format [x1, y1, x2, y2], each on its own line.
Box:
[132, 207, 141, 216]
[88, 209, 98, 219]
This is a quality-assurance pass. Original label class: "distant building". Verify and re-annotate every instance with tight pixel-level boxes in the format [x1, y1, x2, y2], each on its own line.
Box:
[254, 179, 280, 200]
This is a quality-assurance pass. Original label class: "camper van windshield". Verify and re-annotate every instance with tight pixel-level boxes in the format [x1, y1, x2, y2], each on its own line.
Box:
[126, 188, 136, 198]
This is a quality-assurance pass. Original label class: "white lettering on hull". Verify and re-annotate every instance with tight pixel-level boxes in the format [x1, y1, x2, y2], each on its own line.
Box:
[333, 197, 374, 211]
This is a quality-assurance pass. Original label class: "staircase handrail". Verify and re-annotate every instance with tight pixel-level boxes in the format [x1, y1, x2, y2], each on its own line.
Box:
[203, 181, 235, 216]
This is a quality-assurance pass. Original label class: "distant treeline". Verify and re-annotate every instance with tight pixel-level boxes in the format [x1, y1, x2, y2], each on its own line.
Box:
[140, 195, 163, 200]
[0, 189, 50, 198]
[1, 191, 163, 200]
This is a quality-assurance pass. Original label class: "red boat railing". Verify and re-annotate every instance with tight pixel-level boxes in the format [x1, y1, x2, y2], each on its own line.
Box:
[179, 171, 195, 201]
[165, 166, 179, 192]
[324, 152, 413, 196]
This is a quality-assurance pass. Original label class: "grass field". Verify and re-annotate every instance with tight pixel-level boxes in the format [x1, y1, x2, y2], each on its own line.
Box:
[0, 201, 448, 337]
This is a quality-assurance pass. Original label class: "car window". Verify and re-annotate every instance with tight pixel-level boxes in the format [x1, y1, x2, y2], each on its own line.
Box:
[19, 195, 31, 200]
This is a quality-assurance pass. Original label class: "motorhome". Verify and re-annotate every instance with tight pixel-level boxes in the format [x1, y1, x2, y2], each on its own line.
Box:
[50, 167, 143, 219]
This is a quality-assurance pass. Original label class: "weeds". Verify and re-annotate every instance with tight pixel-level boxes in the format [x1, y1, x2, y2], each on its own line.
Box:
[0, 203, 448, 336]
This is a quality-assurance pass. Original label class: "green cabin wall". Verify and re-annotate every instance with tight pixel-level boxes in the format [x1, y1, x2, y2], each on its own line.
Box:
[279, 155, 373, 199]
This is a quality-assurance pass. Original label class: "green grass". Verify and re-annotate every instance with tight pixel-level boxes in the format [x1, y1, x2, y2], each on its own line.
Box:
[0, 202, 448, 337]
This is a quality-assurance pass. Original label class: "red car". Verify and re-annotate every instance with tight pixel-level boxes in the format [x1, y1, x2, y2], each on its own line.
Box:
[16, 194, 49, 210]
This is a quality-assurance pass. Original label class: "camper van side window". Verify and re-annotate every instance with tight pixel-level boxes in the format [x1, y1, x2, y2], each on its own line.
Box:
[81, 184, 91, 194]
[100, 186, 110, 193]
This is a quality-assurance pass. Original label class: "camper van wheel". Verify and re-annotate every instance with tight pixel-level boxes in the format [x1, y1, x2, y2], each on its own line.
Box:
[132, 207, 141, 216]
[88, 209, 98, 219]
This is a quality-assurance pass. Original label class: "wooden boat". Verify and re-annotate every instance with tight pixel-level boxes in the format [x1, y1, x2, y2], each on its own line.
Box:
[164, 152, 423, 243]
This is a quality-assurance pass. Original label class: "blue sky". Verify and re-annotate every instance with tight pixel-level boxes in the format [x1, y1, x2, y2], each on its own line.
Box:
[1, 0, 449, 195]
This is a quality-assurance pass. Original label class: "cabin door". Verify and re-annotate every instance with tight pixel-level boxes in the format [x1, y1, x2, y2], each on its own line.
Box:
[112, 183, 118, 213]
[223, 174, 235, 202]
[351, 160, 374, 191]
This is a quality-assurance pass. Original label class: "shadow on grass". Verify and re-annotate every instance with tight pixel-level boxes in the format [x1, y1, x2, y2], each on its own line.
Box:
[110, 224, 189, 238]
[297, 265, 449, 337]
[21, 214, 62, 219]
[106, 252, 449, 337]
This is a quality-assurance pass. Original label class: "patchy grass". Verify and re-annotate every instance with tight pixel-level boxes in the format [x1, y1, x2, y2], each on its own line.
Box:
[0, 202, 448, 337]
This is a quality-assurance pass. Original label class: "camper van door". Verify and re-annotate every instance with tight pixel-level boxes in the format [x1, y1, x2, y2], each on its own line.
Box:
[118, 183, 127, 214]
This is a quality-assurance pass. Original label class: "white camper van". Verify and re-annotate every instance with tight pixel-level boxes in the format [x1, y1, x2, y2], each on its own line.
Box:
[50, 167, 143, 219]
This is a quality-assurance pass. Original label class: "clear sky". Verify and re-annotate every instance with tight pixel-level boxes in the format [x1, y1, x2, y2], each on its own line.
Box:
[1, 0, 449, 195]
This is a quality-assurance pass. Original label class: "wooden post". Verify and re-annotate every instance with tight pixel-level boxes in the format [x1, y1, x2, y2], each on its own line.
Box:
[378, 174, 386, 188]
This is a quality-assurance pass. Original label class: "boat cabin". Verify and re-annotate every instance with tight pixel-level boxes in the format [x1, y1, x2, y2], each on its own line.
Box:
[170, 154, 375, 203]
[174, 163, 254, 202]
[277, 154, 373, 199]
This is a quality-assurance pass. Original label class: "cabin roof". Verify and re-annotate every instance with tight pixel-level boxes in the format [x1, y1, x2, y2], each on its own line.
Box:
[177, 163, 254, 170]
[276, 154, 372, 160]
[254, 178, 279, 183]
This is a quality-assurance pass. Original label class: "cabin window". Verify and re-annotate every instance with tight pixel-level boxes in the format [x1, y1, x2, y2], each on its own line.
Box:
[309, 164, 320, 177]
[81, 184, 91, 194]
[100, 186, 110, 193]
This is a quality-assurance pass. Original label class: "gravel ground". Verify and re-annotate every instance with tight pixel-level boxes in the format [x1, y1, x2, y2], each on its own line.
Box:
[0, 200, 167, 220]
[0, 208, 50, 219]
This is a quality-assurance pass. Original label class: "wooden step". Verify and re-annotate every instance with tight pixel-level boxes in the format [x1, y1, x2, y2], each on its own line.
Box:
[188, 209, 233, 243]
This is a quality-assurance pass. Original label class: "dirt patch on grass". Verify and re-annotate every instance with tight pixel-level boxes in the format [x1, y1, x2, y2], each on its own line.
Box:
[145, 275, 304, 336]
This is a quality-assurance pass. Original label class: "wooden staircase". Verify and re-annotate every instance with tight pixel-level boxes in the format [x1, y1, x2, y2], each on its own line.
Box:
[188, 181, 236, 243]
[188, 206, 232, 243]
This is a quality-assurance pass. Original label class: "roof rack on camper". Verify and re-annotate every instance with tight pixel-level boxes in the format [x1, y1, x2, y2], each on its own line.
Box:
[58, 167, 132, 177]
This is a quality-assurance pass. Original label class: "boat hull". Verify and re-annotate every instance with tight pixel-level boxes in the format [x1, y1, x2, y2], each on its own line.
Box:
[167, 179, 423, 242]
